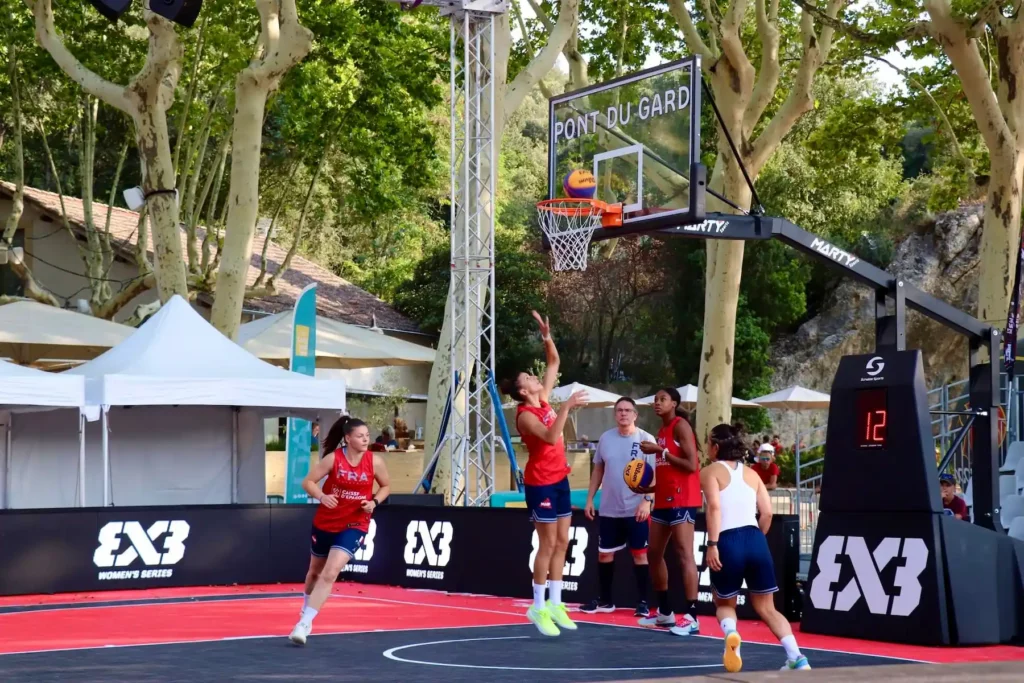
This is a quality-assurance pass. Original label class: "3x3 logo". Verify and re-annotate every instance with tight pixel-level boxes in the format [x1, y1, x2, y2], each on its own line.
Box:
[93, 521, 190, 568]
[809, 535, 929, 616]
[403, 520, 454, 567]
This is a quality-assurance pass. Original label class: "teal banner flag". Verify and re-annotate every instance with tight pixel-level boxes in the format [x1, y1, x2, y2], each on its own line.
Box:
[285, 283, 318, 504]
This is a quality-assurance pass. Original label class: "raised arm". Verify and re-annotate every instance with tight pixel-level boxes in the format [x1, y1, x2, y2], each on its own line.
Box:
[532, 310, 559, 403]
[517, 391, 586, 446]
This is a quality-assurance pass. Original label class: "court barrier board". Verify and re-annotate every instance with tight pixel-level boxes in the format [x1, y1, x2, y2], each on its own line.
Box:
[0, 504, 799, 622]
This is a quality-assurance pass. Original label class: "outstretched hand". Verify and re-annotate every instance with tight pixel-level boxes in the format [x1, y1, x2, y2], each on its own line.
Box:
[531, 310, 551, 339]
[565, 390, 589, 410]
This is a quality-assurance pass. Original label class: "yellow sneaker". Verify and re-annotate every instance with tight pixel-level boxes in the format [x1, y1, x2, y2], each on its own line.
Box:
[546, 601, 578, 631]
[723, 630, 742, 673]
[527, 605, 560, 636]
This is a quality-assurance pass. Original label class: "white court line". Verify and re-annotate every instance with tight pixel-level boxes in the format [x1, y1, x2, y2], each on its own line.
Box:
[1, 588, 936, 665]
[383, 635, 723, 672]
[0, 621, 524, 657]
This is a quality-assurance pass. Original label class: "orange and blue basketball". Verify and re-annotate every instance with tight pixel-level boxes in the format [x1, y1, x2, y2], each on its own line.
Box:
[563, 169, 597, 199]
[623, 459, 654, 489]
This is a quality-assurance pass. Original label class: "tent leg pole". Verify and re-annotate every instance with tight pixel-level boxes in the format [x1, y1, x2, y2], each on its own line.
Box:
[231, 410, 239, 504]
[4, 416, 11, 510]
[102, 408, 109, 507]
[79, 412, 86, 507]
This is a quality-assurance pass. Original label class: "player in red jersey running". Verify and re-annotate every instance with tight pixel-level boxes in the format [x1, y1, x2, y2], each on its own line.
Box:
[289, 416, 390, 646]
[500, 311, 587, 637]
[637, 387, 702, 636]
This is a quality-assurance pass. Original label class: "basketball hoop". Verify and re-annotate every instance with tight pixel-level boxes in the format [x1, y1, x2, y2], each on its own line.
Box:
[536, 199, 622, 271]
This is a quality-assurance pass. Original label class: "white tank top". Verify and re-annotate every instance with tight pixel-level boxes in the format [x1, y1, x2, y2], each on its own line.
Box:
[717, 461, 758, 532]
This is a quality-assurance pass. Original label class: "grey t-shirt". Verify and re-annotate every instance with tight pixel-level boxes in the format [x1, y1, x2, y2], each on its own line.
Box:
[594, 427, 656, 517]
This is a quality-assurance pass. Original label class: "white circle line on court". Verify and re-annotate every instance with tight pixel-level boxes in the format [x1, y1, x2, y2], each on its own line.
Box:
[382, 635, 724, 672]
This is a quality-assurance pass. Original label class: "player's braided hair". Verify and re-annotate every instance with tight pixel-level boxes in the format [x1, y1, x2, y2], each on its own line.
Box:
[709, 423, 752, 462]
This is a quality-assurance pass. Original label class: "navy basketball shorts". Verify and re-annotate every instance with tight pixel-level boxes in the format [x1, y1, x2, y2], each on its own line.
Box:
[524, 476, 572, 523]
[650, 506, 698, 526]
[709, 525, 778, 599]
[310, 525, 366, 558]
[598, 515, 649, 555]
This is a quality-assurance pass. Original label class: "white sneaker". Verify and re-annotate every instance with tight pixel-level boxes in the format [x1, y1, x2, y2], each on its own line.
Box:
[289, 620, 311, 646]
[638, 610, 676, 627]
[781, 656, 811, 670]
[669, 614, 699, 636]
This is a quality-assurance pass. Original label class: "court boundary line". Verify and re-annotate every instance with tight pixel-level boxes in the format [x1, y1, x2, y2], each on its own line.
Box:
[0, 620, 525, 657]
[0, 589, 935, 664]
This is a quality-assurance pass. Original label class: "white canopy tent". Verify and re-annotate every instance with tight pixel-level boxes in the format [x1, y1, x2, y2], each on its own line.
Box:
[751, 386, 831, 410]
[9, 295, 349, 508]
[237, 311, 435, 369]
[0, 300, 134, 364]
[636, 384, 761, 408]
[0, 359, 88, 509]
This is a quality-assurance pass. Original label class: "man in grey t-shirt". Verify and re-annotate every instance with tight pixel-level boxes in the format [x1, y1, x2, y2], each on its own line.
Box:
[582, 397, 655, 616]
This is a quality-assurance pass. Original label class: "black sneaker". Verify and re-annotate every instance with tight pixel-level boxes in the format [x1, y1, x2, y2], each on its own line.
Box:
[579, 599, 615, 613]
[634, 600, 650, 617]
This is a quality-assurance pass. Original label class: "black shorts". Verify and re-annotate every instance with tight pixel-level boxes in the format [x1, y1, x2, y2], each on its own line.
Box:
[709, 525, 778, 599]
[598, 516, 649, 555]
[310, 525, 366, 558]
[524, 477, 572, 523]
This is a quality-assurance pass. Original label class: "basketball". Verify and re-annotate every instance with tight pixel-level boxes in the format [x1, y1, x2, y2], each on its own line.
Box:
[563, 169, 597, 199]
[623, 459, 654, 489]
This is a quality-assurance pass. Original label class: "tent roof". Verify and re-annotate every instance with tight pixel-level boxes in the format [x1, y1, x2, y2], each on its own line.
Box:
[636, 384, 759, 408]
[0, 358, 84, 409]
[549, 382, 624, 408]
[0, 301, 134, 364]
[751, 385, 831, 410]
[237, 311, 435, 369]
[63, 296, 345, 412]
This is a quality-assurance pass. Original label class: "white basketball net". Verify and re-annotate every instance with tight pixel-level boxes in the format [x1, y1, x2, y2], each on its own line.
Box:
[537, 200, 604, 271]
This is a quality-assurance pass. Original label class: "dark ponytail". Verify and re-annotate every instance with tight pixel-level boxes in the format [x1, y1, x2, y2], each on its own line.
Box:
[322, 415, 351, 454]
[499, 375, 526, 403]
[709, 422, 752, 462]
[659, 387, 691, 420]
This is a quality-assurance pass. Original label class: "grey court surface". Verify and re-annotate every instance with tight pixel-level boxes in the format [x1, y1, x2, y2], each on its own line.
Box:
[0, 623, 918, 682]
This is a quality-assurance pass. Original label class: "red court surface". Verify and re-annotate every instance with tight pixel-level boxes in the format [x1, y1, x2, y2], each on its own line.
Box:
[1, 583, 1022, 665]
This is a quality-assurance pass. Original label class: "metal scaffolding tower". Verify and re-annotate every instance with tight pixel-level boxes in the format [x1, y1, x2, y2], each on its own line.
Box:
[392, 1, 506, 505]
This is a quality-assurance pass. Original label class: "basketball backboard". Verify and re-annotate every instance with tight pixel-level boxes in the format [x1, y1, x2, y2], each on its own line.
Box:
[547, 56, 704, 233]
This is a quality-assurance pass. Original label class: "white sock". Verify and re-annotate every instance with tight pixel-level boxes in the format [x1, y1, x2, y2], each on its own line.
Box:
[300, 605, 318, 624]
[720, 617, 737, 634]
[549, 580, 563, 606]
[532, 583, 546, 610]
[780, 635, 802, 660]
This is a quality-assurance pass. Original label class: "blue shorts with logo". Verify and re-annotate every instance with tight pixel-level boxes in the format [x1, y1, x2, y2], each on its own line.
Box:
[525, 476, 572, 523]
[709, 525, 778, 599]
[310, 525, 366, 558]
[650, 506, 698, 526]
[598, 515, 649, 554]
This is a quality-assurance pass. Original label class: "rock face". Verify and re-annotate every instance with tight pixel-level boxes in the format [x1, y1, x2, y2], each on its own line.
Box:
[769, 204, 984, 413]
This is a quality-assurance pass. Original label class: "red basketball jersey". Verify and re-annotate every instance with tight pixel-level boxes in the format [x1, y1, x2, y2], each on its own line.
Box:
[312, 449, 375, 533]
[517, 401, 571, 487]
[653, 416, 702, 509]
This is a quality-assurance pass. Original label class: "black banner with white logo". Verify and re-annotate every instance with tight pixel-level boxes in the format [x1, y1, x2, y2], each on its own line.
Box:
[0, 504, 797, 621]
[801, 512, 948, 644]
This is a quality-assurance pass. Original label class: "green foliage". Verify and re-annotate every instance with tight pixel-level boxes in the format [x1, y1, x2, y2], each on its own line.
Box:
[347, 368, 411, 434]
[393, 226, 552, 380]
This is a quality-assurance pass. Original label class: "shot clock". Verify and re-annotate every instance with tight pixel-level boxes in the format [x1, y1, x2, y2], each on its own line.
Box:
[819, 350, 943, 515]
[854, 388, 887, 449]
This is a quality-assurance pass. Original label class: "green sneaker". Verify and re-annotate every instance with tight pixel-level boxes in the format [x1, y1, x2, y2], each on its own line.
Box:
[526, 605, 560, 636]
[546, 601, 578, 631]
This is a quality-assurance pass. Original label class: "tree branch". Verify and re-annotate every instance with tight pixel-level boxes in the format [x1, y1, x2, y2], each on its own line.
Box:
[28, 0, 133, 113]
[744, 0, 781, 137]
[666, 0, 716, 60]
[505, 0, 579, 118]
[924, 0, 1014, 163]
[513, 0, 554, 99]
[719, 0, 756, 95]
[748, 0, 845, 174]
[791, 0, 927, 46]
[267, 140, 331, 290]
[93, 275, 155, 320]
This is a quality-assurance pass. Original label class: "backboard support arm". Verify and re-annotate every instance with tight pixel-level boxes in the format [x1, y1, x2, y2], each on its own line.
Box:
[589, 210, 1002, 530]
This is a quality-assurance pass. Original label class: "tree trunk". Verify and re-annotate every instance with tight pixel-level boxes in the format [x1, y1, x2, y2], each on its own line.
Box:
[135, 104, 190, 301]
[209, 0, 312, 340]
[977, 152, 1024, 326]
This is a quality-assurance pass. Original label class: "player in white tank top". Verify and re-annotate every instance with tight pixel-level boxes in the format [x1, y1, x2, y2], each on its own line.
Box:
[700, 424, 811, 673]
